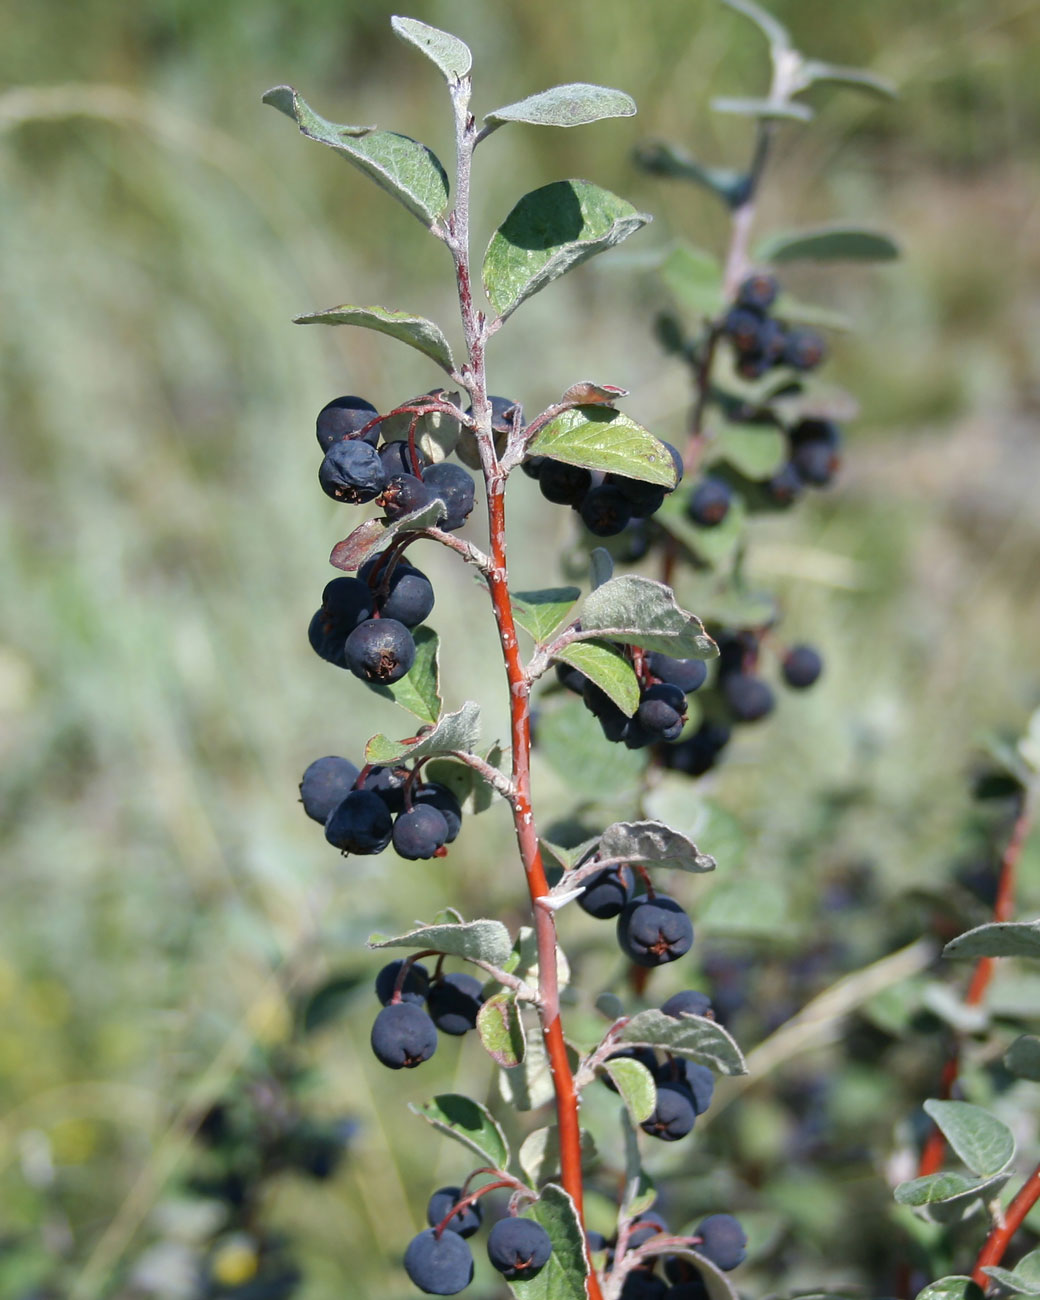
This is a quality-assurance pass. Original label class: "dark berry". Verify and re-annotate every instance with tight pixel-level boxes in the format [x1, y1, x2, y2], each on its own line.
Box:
[660, 990, 713, 1020]
[318, 439, 388, 504]
[790, 417, 841, 449]
[578, 865, 635, 919]
[376, 567, 435, 628]
[412, 783, 463, 842]
[539, 460, 592, 506]
[722, 672, 775, 722]
[620, 1272, 668, 1299]
[392, 804, 449, 860]
[656, 1058, 715, 1115]
[427, 972, 484, 1035]
[722, 307, 764, 354]
[694, 1214, 747, 1271]
[426, 1186, 482, 1238]
[370, 1002, 438, 1069]
[586, 1230, 608, 1253]
[783, 327, 827, 371]
[636, 697, 684, 741]
[584, 681, 630, 743]
[661, 720, 732, 776]
[608, 474, 667, 517]
[379, 439, 423, 478]
[663, 440, 684, 488]
[308, 609, 347, 667]
[765, 461, 803, 507]
[375, 959, 430, 1006]
[581, 485, 633, 536]
[488, 394, 523, 434]
[623, 717, 659, 749]
[421, 463, 476, 531]
[666, 1272, 710, 1300]
[357, 764, 410, 813]
[380, 473, 445, 522]
[756, 317, 787, 364]
[403, 1227, 473, 1295]
[715, 629, 756, 674]
[736, 353, 771, 380]
[522, 455, 546, 479]
[686, 477, 732, 528]
[782, 644, 823, 689]
[617, 896, 694, 967]
[344, 618, 416, 684]
[645, 652, 708, 695]
[641, 1081, 697, 1141]
[791, 438, 840, 487]
[486, 1217, 553, 1281]
[555, 662, 587, 694]
[641, 682, 687, 715]
[322, 576, 375, 630]
[300, 756, 360, 824]
[324, 789, 394, 854]
[316, 395, 379, 451]
[736, 272, 779, 311]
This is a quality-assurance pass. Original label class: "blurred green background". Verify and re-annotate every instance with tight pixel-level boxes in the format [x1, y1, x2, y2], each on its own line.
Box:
[3, 0, 1040, 1296]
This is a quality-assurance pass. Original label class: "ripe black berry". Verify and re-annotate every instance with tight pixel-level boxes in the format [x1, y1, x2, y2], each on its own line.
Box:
[344, 618, 416, 684]
[318, 439, 388, 503]
[324, 789, 394, 854]
[308, 609, 347, 667]
[539, 460, 592, 506]
[628, 1211, 668, 1249]
[782, 643, 823, 689]
[375, 959, 430, 1006]
[635, 695, 684, 742]
[686, 477, 732, 528]
[380, 473, 445, 522]
[661, 719, 732, 776]
[421, 463, 476, 531]
[427, 972, 484, 1035]
[783, 327, 827, 371]
[669, 1281, 710, 1300]
[486, 1217, 553, 1281]
[370, 1001, 438, 1069]
[656, 1057, 715, 1116]
[584, 680, 630, 743]
[578, 864, 635, 920]
[357, 764, 410, 813]
[645, 652, 708, 695]
[736, 271, 779, 311]
[765, 461, 803, 507]
[608, 474, 667, 518]
[426, 1186, 483, 1238]
[322, 576, 375, 630]
[392, 804, 449, 860]
[617, 895, 694, 967]
[641, 1080, 697, 1141]
[316, 395, 379, 451]
[555, 662, 587, 694]
[791, 438, 840, 487]
[375, 566, 435, 628]
[403, 1227, 474, 1295]
[694, 1214, 747, 1271]
[722, 306, 764, 354]
[722, 672, 775, 722]
[620, 1271, 668, 1299]
[660, 990, 713, 1019]
[379, 439, 423, 478]
[412, 783, 463, 842]
[299, 756, 360, 824]
[580, 485, 633, 537]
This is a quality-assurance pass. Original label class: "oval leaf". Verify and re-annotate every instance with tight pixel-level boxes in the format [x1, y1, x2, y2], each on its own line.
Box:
[602, 1058, 657, 1124]
[708, 422, 787, 481]
[574, 574, 717, 659]
[621, 1111, 656, 1217]
[293, 304, 455, 373]
[554, 641, 640, 716]
[527, 406, 677, 487]
[391, 16, 472, 82]
[379, 392, 462, 464]
[365, 700, 481, 765]
[599, 820, 715, 873]
[634, 141, 749, 207]
[507, 1184, 588, 1300]
[757, 224, 901, 263]
[369, 625, 441, 725]
[329, 494, 449, 573]
[618, 1009, 747, 1076]
[518, 1127, 597, 1187]
[1005, 1034, 1040, 1082]
[915, 1279, 985, 1300]
[262, 86, 449, 227]
[718, 0, 791, 51]
[638, 1246, 739, 1300]
[944, 920, 1040, 961]
[477, 993, 527, 1068]
[486, 83, 635, 129]
[483, 180, 649, 319]
[500, 1033, 555, 1112]
[511, 587, 581, 642]
[799, 59, 897, 100]
[983, 1250, 1040, 1296]
[661, 243, 725, 317]
[368, 916, 512, 966]
[922, 1100, 1015, 1178]
[894, 1170, 1010, 1207]
[409, 1093, 509, 1170]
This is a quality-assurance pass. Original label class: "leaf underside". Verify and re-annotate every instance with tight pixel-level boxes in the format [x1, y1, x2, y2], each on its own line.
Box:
[293, 304, 455, 373]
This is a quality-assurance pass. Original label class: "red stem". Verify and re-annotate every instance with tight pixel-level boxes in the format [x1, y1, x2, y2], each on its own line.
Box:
[973, 1163, 1040, 1285]
[432, 1178, 520, 1239]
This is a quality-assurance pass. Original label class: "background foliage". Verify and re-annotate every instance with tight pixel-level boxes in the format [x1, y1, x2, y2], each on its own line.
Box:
[2, 1, 1040, 1296]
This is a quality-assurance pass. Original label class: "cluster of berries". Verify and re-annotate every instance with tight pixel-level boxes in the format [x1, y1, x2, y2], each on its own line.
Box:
[369, 959, 484, 1070]
[523, 442, 684, 538]
[404, 1191, 553, 1295]
[606, 991, 716, 1143]
[721, 271, 826, 381]
[601, 1210, 747, 1298]
[300, 756, 462, 860]
[557, 650, 708, 750]
[576, 862, 695, 968]
[661, 633, 824, 777]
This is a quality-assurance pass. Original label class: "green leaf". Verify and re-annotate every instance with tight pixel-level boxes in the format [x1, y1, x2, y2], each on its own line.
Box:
[1005, 1034, 1040, 1081]
[621, 1111, 656, 1217]
[379, 392, 463, 464]
[368, 625, 440, 724]
[894, 1171, 1010, 1207]
[602, 1058, 656, 1124]
[654, 483, 746, 568]
[329, 495, 449, 573]
[262, 86, 449, 227]
[483, 180, 649, 320]
[499, 1033, 556, 1112]
[497, 926, 570, 995]
[983, 1251, 1040, 1296]
[798, 59, 897, 100]
[708, 422, 787, 481]
[511, 587, 581, 642]
[426, 745, 506, 816]
[537, 697, 646, 801]
[598, 820, 715, 873]
[596, 991, 625, 1020]
[574, 574, 717, 658]
[365, 700, 480, 765]
[717, 0, 791, 50]
[757, 224, 901, 263]
[773, 291, 854, 332]
[409, 1093, 509, 1170]
[712, 97, 814, 123]
[293, 304, 455, 373]
[299, 972, 363, 1034]
[945, 920, 1040, 961]
[698, 877, 790, 936]
[618, 1009, 747, 1075]
[368, 917, 512, 966]
[518, 1128, 597, 1187]
[643, 780, 747, 868]
[476, 994, 527, 1068]
[553, 641, 640, 716]
[634, 141, 749, 207]
[506, 1185, 588, 1300]
[914, 1279, 985, 1300]
[922, 1100, 1015, 1177]
[590, 547, 614, 591]
[660, 243, 725, 317]
[390, 16, 472, 82]
[486, 83, 636, 129]
[638, 1246, 739, 1300]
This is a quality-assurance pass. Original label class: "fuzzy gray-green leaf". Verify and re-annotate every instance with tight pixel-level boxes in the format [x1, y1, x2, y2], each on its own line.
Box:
[365, 700, 480, 765]
[527, 407, 677, 487]
[409, 1093, 509, 1170]
[618, 1009, 746, 1075]
[894, 1170, 1010, 1207]
[575, 574, 717, 658]
[602, 1058, 656, 1124]
[293, 304, 455, 373]
[1005, 1034, 1040, 1081]
[944, 920, 1040, 961]
[486, 83, 636, 129]
[390, 16, 472, 82]
[476, 994, 527, 1068]
[368, 916, 512, 966]
[599, 820, 716, 873]
[483, 180, 648, 319]
[922, 1100, 1015, 1177]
